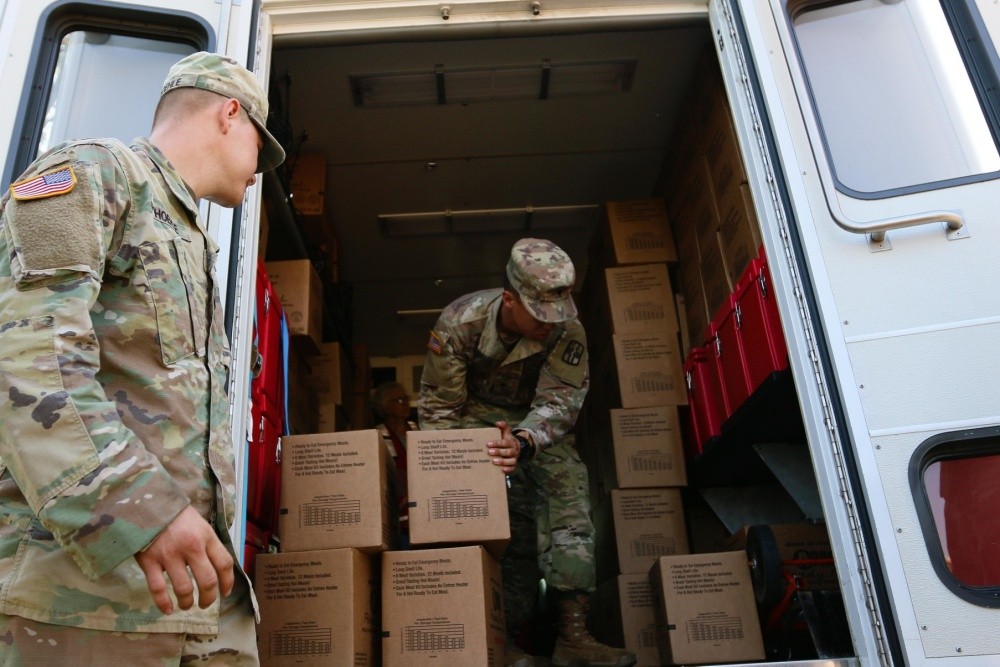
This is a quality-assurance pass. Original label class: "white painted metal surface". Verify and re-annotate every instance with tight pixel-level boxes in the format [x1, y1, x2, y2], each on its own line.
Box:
[728, 0, 1000, 662]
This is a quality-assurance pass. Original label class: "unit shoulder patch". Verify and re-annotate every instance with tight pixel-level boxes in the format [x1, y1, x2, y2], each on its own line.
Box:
[11, 166, 76, 201]
[562, 340, 584, 366]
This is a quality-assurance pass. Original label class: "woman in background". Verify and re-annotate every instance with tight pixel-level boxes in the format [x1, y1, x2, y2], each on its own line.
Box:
[372, 381, 417, 547]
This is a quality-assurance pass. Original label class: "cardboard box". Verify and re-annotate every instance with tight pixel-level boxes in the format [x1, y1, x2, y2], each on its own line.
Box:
[256, 549, 377, 666]
[279, 430, 393, 553]
[593, 574, 661, 667]
[679, 258, 709, 349]
[613, 332, 687, 408]
[286, 344, 319, 435]
[725, 523, 837, 590]
[650, 551, 765, 665]
[290, 152, 327, 216]
[606, 406, 687, 489]
[316, 400, 349, 433]
[407, 429, 510, 558]
[308, 342, 351, 405]
[598, 198, 677, 265]
[698, 233, 733, 319]
[352, 343, 372, 395]
[597, 488, 689, 581]
[265, 259, 323, 354]
[382, 546, 505, 667]
[716, 184, 761, 290]
[604, 263, 678, 334]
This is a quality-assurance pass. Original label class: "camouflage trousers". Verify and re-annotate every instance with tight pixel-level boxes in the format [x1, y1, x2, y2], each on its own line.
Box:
[0, 570, 258, 666]
[502, 433, 596, 636]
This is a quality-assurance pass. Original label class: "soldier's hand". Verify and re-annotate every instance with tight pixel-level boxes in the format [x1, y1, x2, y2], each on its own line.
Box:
[488, 420, 520, 474]
[136, 505, 235, 615]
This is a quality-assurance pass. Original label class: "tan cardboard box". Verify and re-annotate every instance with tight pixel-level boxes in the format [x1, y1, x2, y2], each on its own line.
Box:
[593, 574, 661, 667]
[382, 546, 506, 667]
[704, 94, 747, 206]
[698, 232, 733, 319]
[650, 551, 765, 665]
[606, 406, 687, 489]
[407, 429, 510, 559]
[286, 344, 318, 435]
[279, 430, 393, 553]
[679, 256, 709, 349]
[599, 198, 677, 265]
[265, 259, 323, 354]
[604, 264, 679, 335]
[716, 184, 761, 288]
[596, 488, 689, 581]
[316, 400, 349, 433]
[256, 548, 377, 666]
[307, 342, 351, 405]
[612, 332, 687, 407]
[725, 523, 838, 590]
[289, 152, 327, 216]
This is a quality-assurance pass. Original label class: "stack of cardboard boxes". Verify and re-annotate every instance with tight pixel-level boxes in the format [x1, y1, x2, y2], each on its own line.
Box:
[663, 51, 788, 461]
[255, 429, 392, 665]
[381, 428, 510, 667]
[575, 197, 692, 665]
[254, 427, 511, 666]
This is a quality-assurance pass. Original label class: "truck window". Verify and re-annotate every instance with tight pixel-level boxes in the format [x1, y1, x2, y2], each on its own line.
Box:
[5, 5, 209, 183]
[792, 0, 1000, 195]
[919, 436, 1000, 598]
[39, 33, 194, 155]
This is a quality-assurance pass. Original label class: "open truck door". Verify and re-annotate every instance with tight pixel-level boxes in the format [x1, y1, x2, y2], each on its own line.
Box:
[0, 0, 270, 552]
[713, 0, 1000, 663]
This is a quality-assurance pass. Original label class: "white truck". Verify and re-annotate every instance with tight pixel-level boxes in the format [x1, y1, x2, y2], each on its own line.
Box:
[1, 1, 998, 665]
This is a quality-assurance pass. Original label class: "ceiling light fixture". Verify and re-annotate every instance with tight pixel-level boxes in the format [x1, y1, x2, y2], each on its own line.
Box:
[350, 59, 636, 107]
[378, 204, 598, 236]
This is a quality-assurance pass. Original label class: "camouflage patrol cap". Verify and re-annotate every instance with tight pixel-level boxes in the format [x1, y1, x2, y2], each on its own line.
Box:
[161, 51, 285, 173]
[506, 238, 578, 323]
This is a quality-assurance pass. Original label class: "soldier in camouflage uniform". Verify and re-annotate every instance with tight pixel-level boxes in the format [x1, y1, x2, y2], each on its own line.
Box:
[0, 52, 283, 663]
[419, 239, 635, 667]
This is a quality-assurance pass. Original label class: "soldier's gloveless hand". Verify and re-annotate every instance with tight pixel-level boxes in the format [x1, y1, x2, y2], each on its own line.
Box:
[135, 505, 235, 615]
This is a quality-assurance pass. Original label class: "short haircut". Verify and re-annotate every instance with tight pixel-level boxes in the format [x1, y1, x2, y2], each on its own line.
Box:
[151, 87, 224, 130]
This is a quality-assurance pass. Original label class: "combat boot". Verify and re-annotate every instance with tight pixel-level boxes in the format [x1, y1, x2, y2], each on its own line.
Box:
[551, 594, 637, 667]
[506, 640, 549, 667]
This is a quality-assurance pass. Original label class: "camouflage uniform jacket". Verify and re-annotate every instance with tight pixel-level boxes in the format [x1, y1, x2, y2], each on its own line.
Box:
[419, 288, 589, 448]
[0, 137, 242, 633]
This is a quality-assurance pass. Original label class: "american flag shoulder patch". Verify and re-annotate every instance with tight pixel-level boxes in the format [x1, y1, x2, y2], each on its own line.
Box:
[427, 330, 444, 355]
[11, 166, 76, 201]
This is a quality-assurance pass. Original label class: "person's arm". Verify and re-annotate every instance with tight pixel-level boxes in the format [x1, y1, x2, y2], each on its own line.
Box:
[417, 317, 470, 430]
[516, 320, 590, 451]
[0, 148, 200, 602]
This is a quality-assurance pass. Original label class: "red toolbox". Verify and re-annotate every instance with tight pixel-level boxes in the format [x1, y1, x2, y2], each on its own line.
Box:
[247, 407, 282, 532]
[733, 251, 788, 392]
[683, 346, 727, 459]
[252, 260, 285, 407]
[711, 294, 753, 415]
[704, 320, 731, 419]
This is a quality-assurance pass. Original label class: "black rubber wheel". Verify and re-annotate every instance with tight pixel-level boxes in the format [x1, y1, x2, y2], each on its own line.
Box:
[747, 524, 784, 607]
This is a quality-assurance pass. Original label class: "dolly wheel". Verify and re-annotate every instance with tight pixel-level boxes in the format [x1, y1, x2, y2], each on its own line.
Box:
[747, 524, 784, 607]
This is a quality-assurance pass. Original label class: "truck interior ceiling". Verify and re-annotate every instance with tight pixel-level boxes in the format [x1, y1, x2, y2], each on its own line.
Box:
[265, 22, 705, 358]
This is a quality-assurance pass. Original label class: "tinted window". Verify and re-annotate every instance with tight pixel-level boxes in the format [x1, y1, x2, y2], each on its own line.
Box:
[793, 0, 1000, 194]
[39, 32, 194, 154]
